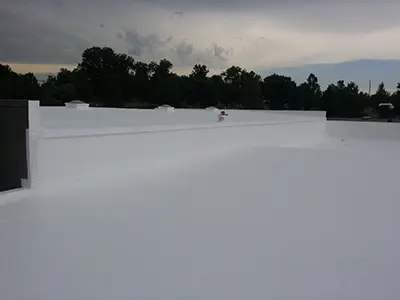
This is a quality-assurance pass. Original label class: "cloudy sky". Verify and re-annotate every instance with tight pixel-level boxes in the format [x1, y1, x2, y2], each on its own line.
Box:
[1, 0, 400, 90]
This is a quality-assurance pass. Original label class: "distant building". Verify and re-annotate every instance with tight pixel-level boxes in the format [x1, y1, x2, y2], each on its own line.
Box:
[65, 100, 90, 109]
[377, 103, 395, 120]
[378, 103, 394, 110]
[363, 107, 379, 118]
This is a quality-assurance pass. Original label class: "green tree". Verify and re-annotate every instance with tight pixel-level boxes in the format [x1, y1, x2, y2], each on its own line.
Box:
[0, 64, 40, 100]
[239, 71, 263, 109]
[131, 62, 152, 105]
[77, 46, 134, 107]
[150, 59, 180, 107]
[1, 45, 397, 117]
[221, 66, 243, 108]
[390, 83, 400, 116]
[262, 74, 297, 110]
[324, 81, 364, 118]
[296, 73, 322, 110]
[187, 64, 213, 108]
[372, 82, 391, 107]
[210, 75, 225, 108]
[190, 64, 209, 78]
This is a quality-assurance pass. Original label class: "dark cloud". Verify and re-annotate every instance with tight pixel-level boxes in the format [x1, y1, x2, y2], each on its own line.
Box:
[5, 0, 398, 70]
[128, 47, 142, 56]
[150, 0, 266, 13]
[175, 41, 194, 63]
[152, 0, 400, 34]
[118, 27, 232, 67]
[120, 29, 172, 57]
[173, 11, 184, 17]
[0, 9, 87, 64]
[259, 2, 400, 33]
[172, 40, 232, 67]
[212, 44, 231, 61]
[120, 29, 222, 66]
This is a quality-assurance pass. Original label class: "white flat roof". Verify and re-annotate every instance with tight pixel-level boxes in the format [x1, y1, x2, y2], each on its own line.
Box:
[1, 113, 400, 300]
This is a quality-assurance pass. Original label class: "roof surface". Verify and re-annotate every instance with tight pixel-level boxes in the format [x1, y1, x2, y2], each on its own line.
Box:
[1, 111, 399, 300]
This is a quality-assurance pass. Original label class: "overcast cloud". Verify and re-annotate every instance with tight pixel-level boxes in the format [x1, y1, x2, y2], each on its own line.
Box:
[1, 0, 400, 74]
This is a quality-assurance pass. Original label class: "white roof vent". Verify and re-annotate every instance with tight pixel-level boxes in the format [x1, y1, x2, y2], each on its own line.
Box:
[156, 104, 175, 112]
[65, 100, 90, 109]
[206, 106, 218, 112]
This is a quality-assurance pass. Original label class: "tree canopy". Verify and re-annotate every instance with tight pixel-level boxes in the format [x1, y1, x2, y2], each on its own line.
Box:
[1, 46, 399, 118]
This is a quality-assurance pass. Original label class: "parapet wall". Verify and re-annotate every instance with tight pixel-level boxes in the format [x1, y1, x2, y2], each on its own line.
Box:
[27, 105, 326, 192]
[325, 121, 400, 142]
[39, 107, 326, 130]
[7, 103, 400, 199]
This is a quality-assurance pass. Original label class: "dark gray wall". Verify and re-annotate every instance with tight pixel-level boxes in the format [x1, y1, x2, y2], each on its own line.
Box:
[0, 100, 29, 192]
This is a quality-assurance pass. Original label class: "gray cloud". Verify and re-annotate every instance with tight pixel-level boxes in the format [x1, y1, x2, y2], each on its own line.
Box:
[173, 11, 184, 17]
[150, 0, 261, 13]
[212, 44, 231, 61]
[119, 29, 172, 57]
[153, 0, 400, 34]
[128, 47, 142, 56]
[0, 8, 87, 64]
[2, 0, 400, 71]
[258, 2, 400, 33]
[172, 40, 232, 68]
[175, 41, 194, 63]
[119, 28, 232, 68]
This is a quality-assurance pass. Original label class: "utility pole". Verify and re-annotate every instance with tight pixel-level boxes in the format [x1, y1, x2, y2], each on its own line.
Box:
[368, 80, 371, 96]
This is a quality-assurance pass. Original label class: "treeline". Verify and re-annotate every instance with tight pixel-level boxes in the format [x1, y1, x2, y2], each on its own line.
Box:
[1, 46, 400, 118]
